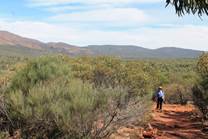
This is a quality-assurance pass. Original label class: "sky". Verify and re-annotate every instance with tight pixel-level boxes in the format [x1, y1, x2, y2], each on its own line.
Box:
[0, 0, 208, 51]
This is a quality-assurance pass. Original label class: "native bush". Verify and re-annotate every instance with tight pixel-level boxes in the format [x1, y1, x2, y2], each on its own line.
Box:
[193, 53, 208, 120]
[197, 53, 208, 89]
[146, 59, 198, 104]
[0, 131, 10, 139]
[193, 86, 208, 120]
[71, 57, 154, 96]
[1, 55, 130, 138]
[0, 55, 199, 138]
[71, 60, 93, 83]
[164, 83, 192, 104]
[122, 63, 151, 96]
[90, 57, 124, 88]
[6, 77, 128, 138]
[8, 55, 71, 95]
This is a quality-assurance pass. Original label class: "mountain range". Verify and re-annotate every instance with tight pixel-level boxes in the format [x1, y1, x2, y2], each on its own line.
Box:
[0, 31, 203, 59]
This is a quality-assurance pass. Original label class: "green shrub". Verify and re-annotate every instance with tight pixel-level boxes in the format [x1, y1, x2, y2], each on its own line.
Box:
[123, 67, 150, 96]
[0, 131, 10, 139]
[197, 53, 208, 89]
[193, 85, 208, 119]
[71, 57, 157, 96]
[8, 55, 71, 95]
[164, 83, 192, 104]
[1, 55, 199, 138]
[6, 78, 127, 138]
[193, 53, 208, 120]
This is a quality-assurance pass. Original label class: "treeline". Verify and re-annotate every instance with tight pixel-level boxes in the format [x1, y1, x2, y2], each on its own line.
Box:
[0, 55, 198, 138]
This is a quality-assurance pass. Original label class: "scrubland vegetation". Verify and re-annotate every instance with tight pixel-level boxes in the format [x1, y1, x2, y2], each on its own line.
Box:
[0, 55, 200, 138]
[193, 53, 208, 121]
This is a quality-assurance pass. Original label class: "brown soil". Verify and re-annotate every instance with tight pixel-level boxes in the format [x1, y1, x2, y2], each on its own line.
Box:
[109, 104, 208, 139]
[151, 104, 207, 139]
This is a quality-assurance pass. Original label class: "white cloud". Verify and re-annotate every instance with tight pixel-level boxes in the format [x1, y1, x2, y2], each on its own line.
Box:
[28, 0, 161, 6]
[28, 0, 155, 28]
[50, 8, 149, 26]
[46, 5, 87, 13]
[0, 20, 78, 41]
[136, 26, 208, 50]
[0, 19, 207, 51]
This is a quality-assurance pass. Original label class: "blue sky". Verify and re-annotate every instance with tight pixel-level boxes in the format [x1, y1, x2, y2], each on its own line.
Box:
[0, 0, 208, 50]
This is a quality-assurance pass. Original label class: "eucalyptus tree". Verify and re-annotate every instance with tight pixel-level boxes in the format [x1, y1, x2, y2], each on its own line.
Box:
[166, 0, 208, 16]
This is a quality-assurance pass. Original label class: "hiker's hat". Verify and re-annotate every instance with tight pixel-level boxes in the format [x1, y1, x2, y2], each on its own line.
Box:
[159, 86, 162, 89]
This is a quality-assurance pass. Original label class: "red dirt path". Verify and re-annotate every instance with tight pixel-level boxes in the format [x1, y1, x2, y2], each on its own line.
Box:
[109, 104, 208, 139]
[151, 104, 208, 139]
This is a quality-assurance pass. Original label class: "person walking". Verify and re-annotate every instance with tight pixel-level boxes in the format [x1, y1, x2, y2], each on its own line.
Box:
[156, 86, 165, 111]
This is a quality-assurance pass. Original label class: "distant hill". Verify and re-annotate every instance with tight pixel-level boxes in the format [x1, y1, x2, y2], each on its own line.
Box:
[86, 45, 203, 59]
[0, 31, 45, 49]
[0, 31, 87, 57]
[154, 47, 203, 58]
[46, 42, 91, 56]
[0, 31, 203, 58]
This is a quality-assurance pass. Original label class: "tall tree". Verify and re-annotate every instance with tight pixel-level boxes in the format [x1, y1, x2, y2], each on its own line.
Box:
[166, 0, 208, 16]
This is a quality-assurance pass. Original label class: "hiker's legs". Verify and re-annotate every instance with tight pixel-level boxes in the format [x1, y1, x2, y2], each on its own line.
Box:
[159, 98, 163, 110]
[157, 98, 160, 109]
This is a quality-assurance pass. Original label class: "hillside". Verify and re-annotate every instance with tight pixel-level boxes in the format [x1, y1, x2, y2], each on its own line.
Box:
[46, 42, 92, 56]
[86, 45, 203, 59]
[0, 31, 45, 49]
[0, 31, 84, 57]
[0, 31, 203, 58]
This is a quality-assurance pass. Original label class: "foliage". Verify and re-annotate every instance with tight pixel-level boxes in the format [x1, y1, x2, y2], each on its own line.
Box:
[1, 55, 153, 138]
[166, 0, 208, 16]
[8, 55, 71, 95]
[71, 57, 162, 96]
[122, 61, 152, 96]
[0, 131, 10, 139]
[0, 55, 199, 138]
[0, 56, 26, 75]
[197, 53, 208, 89]
[193, 53, 208, 120]
[164, 83, 193, 104]
[149, 59, 198, 104]
[193, 85, 208, 119]
[6, 78, 127, 138]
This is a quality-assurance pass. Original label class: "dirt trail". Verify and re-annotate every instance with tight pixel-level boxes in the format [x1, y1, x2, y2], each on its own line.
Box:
[110, 104, 208, 139]
[151, 104, 207, 139]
